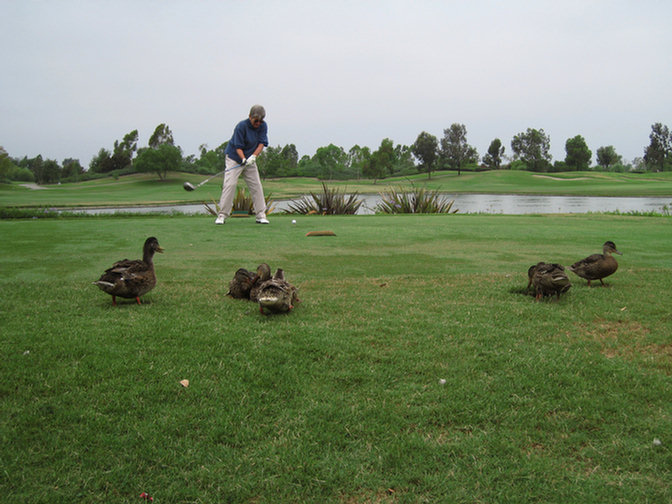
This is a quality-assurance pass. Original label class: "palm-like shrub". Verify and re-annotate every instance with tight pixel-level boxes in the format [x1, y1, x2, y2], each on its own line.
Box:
[204, 187, 274, 216]
[376, 186, 458, 214]
[286, 182, 363, 215]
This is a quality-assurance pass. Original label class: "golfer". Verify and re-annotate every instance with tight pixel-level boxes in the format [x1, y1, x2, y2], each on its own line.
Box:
[215, 105, 269, 225]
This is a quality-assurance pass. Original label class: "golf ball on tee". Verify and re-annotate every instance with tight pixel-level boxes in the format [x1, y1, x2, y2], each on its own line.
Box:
[292, 219, 297, 224]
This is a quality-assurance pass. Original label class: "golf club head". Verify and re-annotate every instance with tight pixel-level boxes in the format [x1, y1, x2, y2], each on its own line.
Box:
[183, 182, 196, 191]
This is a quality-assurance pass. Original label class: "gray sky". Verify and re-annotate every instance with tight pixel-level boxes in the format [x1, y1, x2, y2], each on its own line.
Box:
[2, 0, 670, 167]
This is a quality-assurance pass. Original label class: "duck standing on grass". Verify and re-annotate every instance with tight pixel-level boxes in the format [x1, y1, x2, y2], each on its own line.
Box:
[527, 262, 572, 301]
[569, 241, 622, 287]
[257, 268, 299, 314]
[93, 237, 164, 305]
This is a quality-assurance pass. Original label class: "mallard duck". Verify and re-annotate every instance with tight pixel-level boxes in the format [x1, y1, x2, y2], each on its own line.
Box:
[528, 262, 571, 301]
[569, 241, 622, 286]
[257, 268, 299, 314]
[249, 263, 272, 302]
[93, 237, 164, 305]
[227, 268, 257, 299]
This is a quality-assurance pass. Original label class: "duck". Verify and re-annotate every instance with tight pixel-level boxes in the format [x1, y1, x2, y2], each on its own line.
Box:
[227, 268, 257, 299]
[93, 237, 164, 305]
[569, 241, 622, 286]
[257, 268, 299, 314]
[249, 263, 272, 302]
[527, 262, 571, 301]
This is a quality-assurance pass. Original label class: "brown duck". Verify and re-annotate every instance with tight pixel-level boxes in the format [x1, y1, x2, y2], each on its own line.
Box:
[527, 262, 571, 301]
[257, 268, 299, 314]
[249, 263, 272, 302]
[227, 268, 257, 299]
[569, 241, 622, 286]
[93, 237, 164, 305]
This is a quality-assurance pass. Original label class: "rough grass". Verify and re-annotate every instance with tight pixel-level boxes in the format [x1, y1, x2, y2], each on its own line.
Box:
[1, 213, 671, 503]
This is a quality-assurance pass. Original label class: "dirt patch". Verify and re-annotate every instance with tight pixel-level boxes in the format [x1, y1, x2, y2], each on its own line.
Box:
[574, 319, 670, 373]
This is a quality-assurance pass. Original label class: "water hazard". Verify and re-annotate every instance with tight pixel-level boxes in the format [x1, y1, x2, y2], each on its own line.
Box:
[75, 193, 672, 216]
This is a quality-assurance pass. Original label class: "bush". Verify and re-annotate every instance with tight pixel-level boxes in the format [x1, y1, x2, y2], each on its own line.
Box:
[285, 182, 363, 215]
[376, 185, 457, 214]
[8, 166, 35, 182]
[203, 187, 275, 216]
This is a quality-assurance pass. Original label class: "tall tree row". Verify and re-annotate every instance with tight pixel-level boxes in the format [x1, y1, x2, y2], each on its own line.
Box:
[3, 123, 671, 184]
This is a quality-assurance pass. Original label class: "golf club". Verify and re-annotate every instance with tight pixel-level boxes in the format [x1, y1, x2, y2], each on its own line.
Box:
[183, 162, 245, 191]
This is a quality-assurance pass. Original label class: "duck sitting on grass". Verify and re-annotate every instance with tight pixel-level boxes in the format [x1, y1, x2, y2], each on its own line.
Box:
[93, 237, 164, 305]
[527, 262, 571, 301]
[227, 268, 258, 299]
[569, 241, 622, 287]
[249, 263, 272, 302]
[257, 268, 299, 314]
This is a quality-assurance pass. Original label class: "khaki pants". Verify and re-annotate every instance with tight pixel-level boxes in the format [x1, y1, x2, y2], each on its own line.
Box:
[217, 156, 267, 219]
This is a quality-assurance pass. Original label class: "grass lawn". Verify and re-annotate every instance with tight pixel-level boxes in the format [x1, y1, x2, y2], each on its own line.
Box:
[1, 213, 671, 503]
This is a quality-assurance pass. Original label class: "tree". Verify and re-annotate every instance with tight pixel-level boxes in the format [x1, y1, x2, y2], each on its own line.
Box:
[393, 144, 415, 175]
[89, 148, 114, 173]
[88, 129, 138, 173]
[412, 131, 439, 179]
[346, 145, 371, 179]
[482, 138, 505, 170]
[595, 146, 622, 170]
[0, 146, 15, 181]
[109, 129, 139, 172]
[61, 158, 84, 180]
[644, 122, 671, 171]
[134, 143, 182, 180]
[280, 144, 299, 176]
[363, 139, 395, 181]
[313, 144, 347, 180]
[440, 124, 478, 175]
[190, 143, 226, 174]
[297, 154, 320, 177]
[564, 135, 592, 171]
[258, 144, 298, 178]
[148, 123, 175, 149]
[510, 128, 552, 172]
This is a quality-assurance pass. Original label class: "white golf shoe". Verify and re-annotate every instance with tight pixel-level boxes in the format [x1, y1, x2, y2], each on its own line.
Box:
[215, 215, 225, 225]
[255, 217, 270, 224]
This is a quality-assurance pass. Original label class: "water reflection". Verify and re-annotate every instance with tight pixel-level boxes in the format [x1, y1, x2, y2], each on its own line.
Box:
[76, 194, 671, 216]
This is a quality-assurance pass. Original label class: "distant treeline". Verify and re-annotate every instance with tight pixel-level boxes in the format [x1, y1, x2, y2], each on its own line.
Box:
[2, 122, 671, 185]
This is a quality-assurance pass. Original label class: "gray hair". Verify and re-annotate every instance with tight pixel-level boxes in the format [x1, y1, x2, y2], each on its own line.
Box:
[249, 104, 266, 120]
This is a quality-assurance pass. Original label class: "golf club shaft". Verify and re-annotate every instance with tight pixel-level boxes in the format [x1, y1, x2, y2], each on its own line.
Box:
[193, 162, 244, 189]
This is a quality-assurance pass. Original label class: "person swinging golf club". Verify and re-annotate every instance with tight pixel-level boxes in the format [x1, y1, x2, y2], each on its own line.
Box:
[215, 105, 270, 225]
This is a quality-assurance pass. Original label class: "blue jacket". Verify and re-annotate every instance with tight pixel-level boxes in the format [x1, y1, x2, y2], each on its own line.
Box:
[225, 119, 268, 163]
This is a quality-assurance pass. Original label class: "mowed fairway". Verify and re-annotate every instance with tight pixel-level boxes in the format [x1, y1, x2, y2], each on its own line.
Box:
[1, 213, 671, 503]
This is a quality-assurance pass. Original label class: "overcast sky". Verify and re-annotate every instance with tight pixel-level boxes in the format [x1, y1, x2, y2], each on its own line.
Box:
[2, 0, 670, 167]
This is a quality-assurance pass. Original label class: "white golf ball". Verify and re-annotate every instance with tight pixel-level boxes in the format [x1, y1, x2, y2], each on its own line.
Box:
[292, 219, 297, 224]
[439, 379, 446, 385]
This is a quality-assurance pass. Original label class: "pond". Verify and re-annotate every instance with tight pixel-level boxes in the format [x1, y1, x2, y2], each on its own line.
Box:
[75, 194, 672, 216]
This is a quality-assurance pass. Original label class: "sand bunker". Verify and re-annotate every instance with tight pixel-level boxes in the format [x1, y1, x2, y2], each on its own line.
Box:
[533, 175, 588, 181]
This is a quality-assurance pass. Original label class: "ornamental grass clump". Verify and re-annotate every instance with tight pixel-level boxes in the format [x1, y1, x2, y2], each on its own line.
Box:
[376, 185, 458, 214]
[286, 182, 363, 215]
[204, 187, 274, 216]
